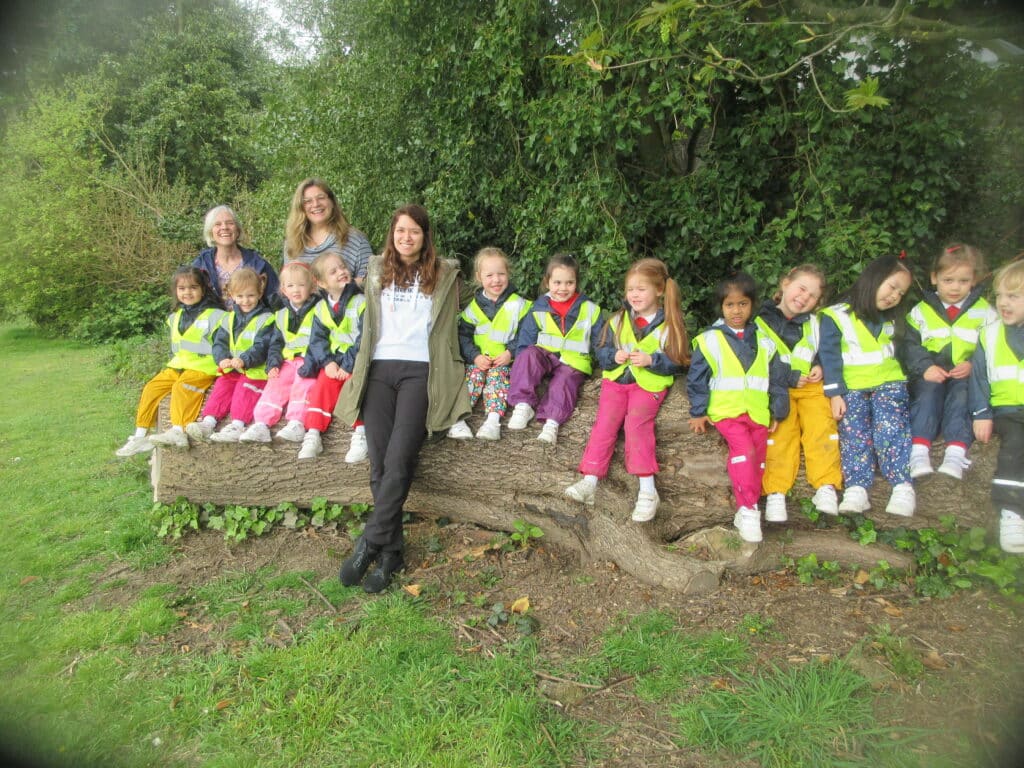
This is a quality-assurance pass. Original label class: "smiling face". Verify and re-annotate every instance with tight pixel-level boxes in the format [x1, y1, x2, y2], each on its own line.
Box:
[778, 272, 823, 319]
[721, 289, 753, 330]
[995, 284, 1024, 326]
[875, 269, 911, 312]
[318, 255, 351, 297]
[301, 185, 333, 227]
[231, 285, 261, 314]
[547, 265, 578, 303]
[393, 214, 425, 263]
[477, 255, 509, 301]
[932, 263, 975, 306]
[210, 212, 239, 248]
[625, 274, 662, 317]
[176, 276, 203, 307]
[281, 267, 313, 306]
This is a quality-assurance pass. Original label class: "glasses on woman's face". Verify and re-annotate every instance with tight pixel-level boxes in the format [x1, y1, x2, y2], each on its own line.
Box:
[302, 194, 329, 208]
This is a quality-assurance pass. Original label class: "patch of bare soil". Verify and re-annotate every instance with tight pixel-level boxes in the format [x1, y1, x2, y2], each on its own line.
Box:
[92, 519, 1024, 767]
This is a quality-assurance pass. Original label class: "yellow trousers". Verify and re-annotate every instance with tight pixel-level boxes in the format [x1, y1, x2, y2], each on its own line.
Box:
[135, 367, 215, 429]
[763, 380, 843, 494]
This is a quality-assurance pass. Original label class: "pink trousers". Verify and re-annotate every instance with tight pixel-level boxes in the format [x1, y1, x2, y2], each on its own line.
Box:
[201, 372, 265, 424]
[578, 379, 665, 478]
[252, 357, 316, 426]
[713, 413, 768, 509]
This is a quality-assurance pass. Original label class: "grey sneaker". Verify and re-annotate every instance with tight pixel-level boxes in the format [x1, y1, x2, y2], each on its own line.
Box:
[115, 434, 154, 457]
[185, 421, 214, 441]
[239, 422, 272, 443]
[275, 421, 306, 443]
[297, 431, 323, 460]
[507, 403, 535, 430]
[210, 422, 246, 443]
[148, 429, 189, 449]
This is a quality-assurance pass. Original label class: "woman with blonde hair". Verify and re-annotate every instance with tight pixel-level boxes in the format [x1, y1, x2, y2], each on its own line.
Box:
[283, 178, 372, 285]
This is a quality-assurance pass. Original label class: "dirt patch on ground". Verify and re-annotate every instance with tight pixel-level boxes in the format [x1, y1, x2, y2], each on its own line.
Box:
[93, 518, 1024, 767]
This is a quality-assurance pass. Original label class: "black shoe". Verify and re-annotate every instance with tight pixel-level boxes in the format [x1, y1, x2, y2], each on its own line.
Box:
[362, 551, 405, 593]
[339, 537, 381, 586]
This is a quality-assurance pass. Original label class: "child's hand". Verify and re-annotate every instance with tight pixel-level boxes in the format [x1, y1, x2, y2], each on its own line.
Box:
[768, 419, 778, 433]
[230, 357, 245, 371]
[973, 419, 993, 443]
[268, 367, 280, 379]
[830, 395, 846, 420]
[218, 358, 234, 371]
[949, 361, 972, 379]
[491, 350, 512, 368]
[324, 362, 341, 380]
[805, 365, 823, 383]
[796, 374, 809, 387]
[628, 350, 652, 367]
[923, 365, 949, 383]
[337, 368, 352, 382]
[474, 354, 492, 371]
[614, 349, 630, 365]
[688, 416, 710, 434]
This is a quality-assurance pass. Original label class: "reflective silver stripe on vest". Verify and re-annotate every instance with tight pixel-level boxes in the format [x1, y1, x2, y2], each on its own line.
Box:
[831, 309, 893, 365]
[702, 330, 769, 392]
[536, 304, 598, 354]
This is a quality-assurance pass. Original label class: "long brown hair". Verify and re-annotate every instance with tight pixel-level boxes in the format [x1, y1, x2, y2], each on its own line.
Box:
[380, 204, 439, 295]
[604, 258, 690, 366]
[283, 178, 352, 261]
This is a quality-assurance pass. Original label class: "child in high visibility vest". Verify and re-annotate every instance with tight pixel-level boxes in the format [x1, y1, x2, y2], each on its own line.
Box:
[448, 247, 532, 441]
[564, 258, 689, 522]
[506, 253, 603, 445]
[903, 243, 996, 480]
[757, 264, 843, 521]
[239, 261, 320, 443]
[184, 267, 275, 444]
[115, 266, 225, 456]
[969, 259, 1024, 553]
[687, 271, 791, 543]
[820, 254, 915, 517]
[297, 252, 367, 462]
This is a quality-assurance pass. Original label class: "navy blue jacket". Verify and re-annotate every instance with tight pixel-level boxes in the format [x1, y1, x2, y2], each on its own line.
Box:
[211, 301, 275, 371]
[192, 247, 280, 308]
[755, 300, 816, 388]
[266, 295, 321, 372]
[593, 307, 685, 384]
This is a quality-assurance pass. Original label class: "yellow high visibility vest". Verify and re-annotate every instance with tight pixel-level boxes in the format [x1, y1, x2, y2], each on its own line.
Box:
[534, 300, 602, 375]
[906, 299, 994, 365]
[314, 295, 366, 355]
[754, 315, 819, 376]
[980, 322, 1024, 407]
[226, 310, 275, 381]
[602, 316, 675, 393]
[821, 303, 904, 390]
[275, 306, 315, 360]
[694, 328, 774, 427]
[462, 295, 531, 357]
[167, 307, 224, 376]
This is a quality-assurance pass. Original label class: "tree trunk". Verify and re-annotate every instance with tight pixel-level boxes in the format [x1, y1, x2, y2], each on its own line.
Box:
[153, 379, 998, 592]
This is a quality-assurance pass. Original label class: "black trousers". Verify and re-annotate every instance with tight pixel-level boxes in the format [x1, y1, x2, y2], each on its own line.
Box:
[993, 411, 1024, 516]
[360, 360, 429, 551]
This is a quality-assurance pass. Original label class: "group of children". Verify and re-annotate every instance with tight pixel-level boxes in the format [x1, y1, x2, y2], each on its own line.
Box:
[116, 244, 1024, 554]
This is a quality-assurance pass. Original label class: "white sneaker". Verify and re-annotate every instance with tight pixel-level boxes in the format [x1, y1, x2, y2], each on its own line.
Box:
[475, 419, 501, 441]
[148, 428, 189, 449]
[210, 422, 246, 443]
[115, 434, 154, 457]
[537, 421, 559, 445]
[507, 403, 535, 430]
[185, 421, 214, 441]
[345, 432, 368, 463]
[239, 422, 272, 443]
[297, 431, 323, 460]
[838, 485, 870, 513]
[936, 448, 970, 480]
[909, 449, 934, 479]
[632, 491, 660, 522]
[564, 477, 596, 505]
[275, 421, 306, 443]
[764, 493, 788, 522]
[811, 485, 839, 516]
[733, 506, 763, 543]
[447, 420, 473, 440]
[999, 510, 1024, 554]
[885, 482, 916, 517]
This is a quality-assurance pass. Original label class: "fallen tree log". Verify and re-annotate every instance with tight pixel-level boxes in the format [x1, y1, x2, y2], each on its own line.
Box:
[152, 379, 997, 592]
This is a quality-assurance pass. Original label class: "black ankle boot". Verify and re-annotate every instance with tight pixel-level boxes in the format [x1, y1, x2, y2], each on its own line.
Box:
[339, 537, 381, 586]
[362, 551, 405, 593]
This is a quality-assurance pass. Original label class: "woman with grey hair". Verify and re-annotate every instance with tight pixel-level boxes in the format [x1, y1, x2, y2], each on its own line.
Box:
[192, 205, 279, 308]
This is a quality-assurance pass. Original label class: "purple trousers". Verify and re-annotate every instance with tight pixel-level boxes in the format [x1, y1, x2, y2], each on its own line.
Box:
[578, 379, 665, 477]
[508, 346, 587, 424]
[200, 371, 265, 424]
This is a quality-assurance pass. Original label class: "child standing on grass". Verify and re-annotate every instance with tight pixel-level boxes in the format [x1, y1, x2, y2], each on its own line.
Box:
[185, 268, 275, 444]
[819, 254, 915, 517]
[506, 253, 603, 445]
[756, 265, 843, 522]
[239, 261, 320, 444]
[448, 247, 531, 441]
[564, 258, 689, 522]
[903, 244, 996, 480]
[115, 266, 224, 456]
[297, 252, 367, 461]
[687, 272, 790, 543]
[969, 259, 1024, 554]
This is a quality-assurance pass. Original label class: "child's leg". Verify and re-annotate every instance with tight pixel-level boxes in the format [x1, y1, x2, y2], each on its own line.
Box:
[464, 365, 485, 408]
[796, 382, 843, 490]
[507, 347, 558, 408]
[713, 415, 762, 509]
[939, 377, 972, 449]
[909, 377, 943, 446]
[169, 369, 216, 426]
[304, 370, 344, 431]
[135, 368, 180, 428]
[870, 381, 912, 486]
[622, 385, 665, 476]
[837, 389, 877, 489]
[201, 373, 241, 421]
[536, 362, 587, 424]
[252, 361, 297, 426]
[578, 379, 630, 479]
[284, 360, 319, 423]
[993, 414, 1024, 516]
[762, 388, 800, 495]
[229, 375, 266, 424]
[482, 365, 511, 416]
